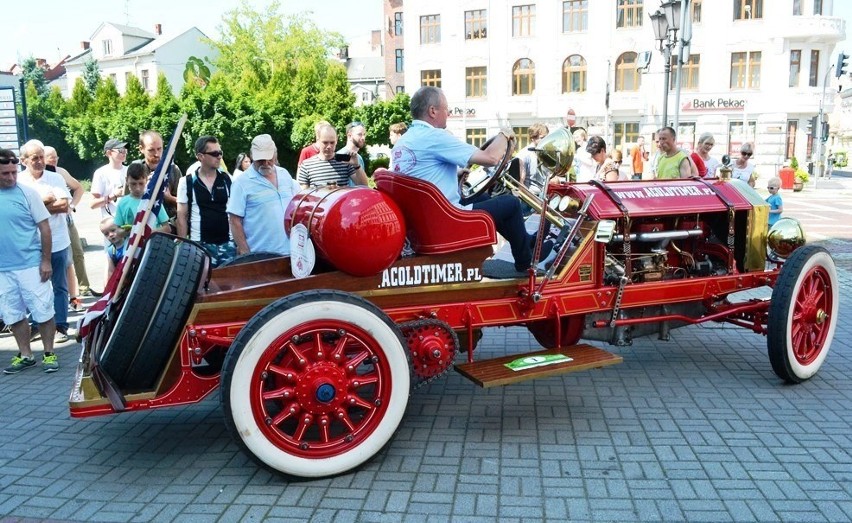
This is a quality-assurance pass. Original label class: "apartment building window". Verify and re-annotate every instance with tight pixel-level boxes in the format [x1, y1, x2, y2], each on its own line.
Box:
[813, 0, 823, 15]
[102, 39, 113, 55]
[789, 50, 801, 87]
[513, 127, 531, 149]
[562, 55, 587, 93]
[125, 71, 132, 87]
[420, 15, 441, 44]
[670, 54, 699, 90]
[728, 121, 756, 156]
[420, 69, 442, 88]
[140, 69, 150, 90]
[730, 51, 760, 89]
[692, 0, 702, 23]
[734, 0, 762, 20]
[466, 66, 487, 97]
[396, 86, 405, 94]
[785, 120, 798, 159]
[613, 122, 639, 150]
[616, 0, 644, 29]
[809, 50, 819, 87]
[394, 12, 403, 35]
[467, 128, 487, 147]
[512, 58, 535, 95]
[562, 1, 588, 32]
[615, 52, 641, 91]
[361, 92, 370, 103]
[792, 0, 802, 15]
[395, 49, 404, 73]
[109, 73, 117, 84]
[465, 9, 487, 39]
[512, 5, 535, 37]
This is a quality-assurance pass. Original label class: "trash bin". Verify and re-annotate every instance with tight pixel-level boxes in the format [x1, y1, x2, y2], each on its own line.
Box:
[778, 167, 794, 190]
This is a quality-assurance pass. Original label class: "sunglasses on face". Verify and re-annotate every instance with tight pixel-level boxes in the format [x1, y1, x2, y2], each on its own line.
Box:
[201, 150, 223, 157]
[741, 152, 752, 157]
[0, 157, 20, 164]
[768, 186, 778, 189]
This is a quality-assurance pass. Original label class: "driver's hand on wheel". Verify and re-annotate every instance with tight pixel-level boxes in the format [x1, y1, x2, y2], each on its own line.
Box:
[499, 127, 517, 142]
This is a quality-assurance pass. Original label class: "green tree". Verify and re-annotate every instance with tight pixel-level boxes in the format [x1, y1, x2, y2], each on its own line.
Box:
[68, 78, 93, 115]
[355, 93, 412, 147]
[21, 57, 48, 98]
[123, 74, 150, 110]
[82, 57, 101, 95]
[90, 77, 121, 116]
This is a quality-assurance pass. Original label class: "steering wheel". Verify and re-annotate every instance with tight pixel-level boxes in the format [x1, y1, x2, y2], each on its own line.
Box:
[458, 134, 515, 202]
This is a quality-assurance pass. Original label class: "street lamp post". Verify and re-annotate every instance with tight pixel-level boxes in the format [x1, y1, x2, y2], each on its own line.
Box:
[649, 1, 682, 128]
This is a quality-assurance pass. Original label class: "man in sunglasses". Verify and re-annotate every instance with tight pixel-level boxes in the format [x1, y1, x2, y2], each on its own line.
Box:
[0, 149, 61, 374]
[91, 139, 128, 218]
[176, 136, 236, 267]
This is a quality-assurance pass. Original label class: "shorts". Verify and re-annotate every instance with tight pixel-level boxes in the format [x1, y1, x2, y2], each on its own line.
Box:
[0, 267, 55, 324]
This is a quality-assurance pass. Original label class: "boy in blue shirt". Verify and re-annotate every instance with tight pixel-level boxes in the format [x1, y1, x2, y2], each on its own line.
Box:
[114, 163, 170, 231]
[766, 177, 783, 227]
[99, 217, 127, 279]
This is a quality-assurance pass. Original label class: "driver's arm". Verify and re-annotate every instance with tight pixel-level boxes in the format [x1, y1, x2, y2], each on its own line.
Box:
[469, 131, 513, 167]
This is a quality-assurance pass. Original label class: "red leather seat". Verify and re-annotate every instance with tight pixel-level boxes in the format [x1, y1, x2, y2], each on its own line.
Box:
[374, 169, 496, 255]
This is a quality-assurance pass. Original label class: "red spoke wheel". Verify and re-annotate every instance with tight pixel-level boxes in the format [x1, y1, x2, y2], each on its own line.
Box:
[527, 316, 584, 348]
[222, 291, 410, 479]
[768, 245, 838, 383]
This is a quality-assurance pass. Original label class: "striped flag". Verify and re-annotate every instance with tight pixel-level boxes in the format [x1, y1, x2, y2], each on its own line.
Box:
[78, 115, 187, 339]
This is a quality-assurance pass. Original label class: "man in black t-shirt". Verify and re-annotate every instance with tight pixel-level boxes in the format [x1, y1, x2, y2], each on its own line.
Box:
[176, 136, 235, 267]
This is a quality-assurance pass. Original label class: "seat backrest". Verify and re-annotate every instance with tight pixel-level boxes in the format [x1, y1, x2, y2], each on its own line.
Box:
[374, 169, 496, 255]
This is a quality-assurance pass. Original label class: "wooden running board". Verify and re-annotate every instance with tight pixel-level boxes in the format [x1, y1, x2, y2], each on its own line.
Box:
[454, 344, 622, 388]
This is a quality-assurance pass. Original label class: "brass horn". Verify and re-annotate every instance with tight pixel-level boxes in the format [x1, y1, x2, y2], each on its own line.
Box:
[535, 127, 575, 177]
[499, 170, 570, 228]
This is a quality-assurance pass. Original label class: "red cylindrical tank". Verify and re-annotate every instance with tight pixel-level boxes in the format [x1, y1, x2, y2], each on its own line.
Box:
[285, 186, 406, 277]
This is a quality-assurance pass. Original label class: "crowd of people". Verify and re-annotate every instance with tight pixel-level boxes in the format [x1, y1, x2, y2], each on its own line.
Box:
[2, 87, 784, 375]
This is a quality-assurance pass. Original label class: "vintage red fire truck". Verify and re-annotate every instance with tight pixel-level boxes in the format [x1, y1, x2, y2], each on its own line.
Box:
[69, 129, 838, 479]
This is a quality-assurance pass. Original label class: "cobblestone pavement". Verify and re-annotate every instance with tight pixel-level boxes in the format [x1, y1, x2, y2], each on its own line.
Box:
[1, 189, 850, 522]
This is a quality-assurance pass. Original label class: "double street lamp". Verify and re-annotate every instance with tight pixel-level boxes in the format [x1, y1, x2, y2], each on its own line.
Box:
[649, 1, 683, 128]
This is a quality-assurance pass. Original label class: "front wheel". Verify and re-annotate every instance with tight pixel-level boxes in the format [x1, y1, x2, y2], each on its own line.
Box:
[767, 245, 838, 383]
[221, 290, 410, 479]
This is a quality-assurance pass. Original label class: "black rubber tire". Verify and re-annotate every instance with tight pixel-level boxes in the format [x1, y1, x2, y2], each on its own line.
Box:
[767, 245, 838, 383]
[221, 290, 410, 480]
[99, 234, 177, 385]
[121, 239, 208, 390]
[218, 251, 281, 267]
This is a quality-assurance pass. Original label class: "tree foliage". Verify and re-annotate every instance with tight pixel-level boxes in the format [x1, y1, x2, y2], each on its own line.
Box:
[22, 1, 371, 177]
[21, 57, 48, 98]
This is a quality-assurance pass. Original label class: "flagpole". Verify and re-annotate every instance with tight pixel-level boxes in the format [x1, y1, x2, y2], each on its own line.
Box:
[112, 113, 188, 302]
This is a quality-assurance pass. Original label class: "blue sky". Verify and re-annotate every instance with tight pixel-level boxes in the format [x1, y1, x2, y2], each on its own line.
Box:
[5, 1, 850, 75]
[3, 0, 382, 69]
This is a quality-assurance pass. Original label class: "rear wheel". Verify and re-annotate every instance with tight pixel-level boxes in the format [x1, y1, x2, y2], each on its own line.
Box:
[767, 245, 838, 383]
[527, 316, 584, 348]
[221, 290, 410, 479]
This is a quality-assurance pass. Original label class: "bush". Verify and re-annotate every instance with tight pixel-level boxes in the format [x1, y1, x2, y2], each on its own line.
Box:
[795, 169, 809, 183]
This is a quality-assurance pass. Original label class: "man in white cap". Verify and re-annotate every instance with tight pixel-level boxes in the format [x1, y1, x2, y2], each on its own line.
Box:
[227, 134, 301, 256]
[90, 138, 128, 218]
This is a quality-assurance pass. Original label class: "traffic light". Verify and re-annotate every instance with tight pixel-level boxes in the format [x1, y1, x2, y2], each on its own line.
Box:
[806, 117, 815, 136]
[835, 52, 849, 78]
[822, 122, 830, 142]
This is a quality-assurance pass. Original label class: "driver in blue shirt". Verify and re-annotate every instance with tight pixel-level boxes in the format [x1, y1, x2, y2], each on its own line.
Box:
[391, 86, 538, 273]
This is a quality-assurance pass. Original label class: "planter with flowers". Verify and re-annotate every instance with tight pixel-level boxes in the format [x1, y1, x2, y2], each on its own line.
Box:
[790, 157, 808, 192]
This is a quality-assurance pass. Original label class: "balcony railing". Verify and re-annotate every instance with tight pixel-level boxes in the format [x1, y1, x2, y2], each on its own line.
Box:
[779, 16, 845, 42]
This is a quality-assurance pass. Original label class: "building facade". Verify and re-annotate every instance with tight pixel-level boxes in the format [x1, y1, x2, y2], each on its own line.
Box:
[63, 23, 217, 97]
[388, 0, 845, 172]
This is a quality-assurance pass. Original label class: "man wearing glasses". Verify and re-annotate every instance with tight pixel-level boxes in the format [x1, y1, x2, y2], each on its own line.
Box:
[176, 136, 236, 267]
[90, 139, 128, 218]
[731, 143, 758, 187]
[297, 124, 368, 189]
[0, 148, 59, 374]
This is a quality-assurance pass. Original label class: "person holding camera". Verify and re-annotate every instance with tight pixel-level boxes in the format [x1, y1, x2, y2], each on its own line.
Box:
[296, 124, 368, 189]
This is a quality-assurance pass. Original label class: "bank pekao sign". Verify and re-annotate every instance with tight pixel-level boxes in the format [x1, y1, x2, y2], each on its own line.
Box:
[682, 97, 746, 112]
